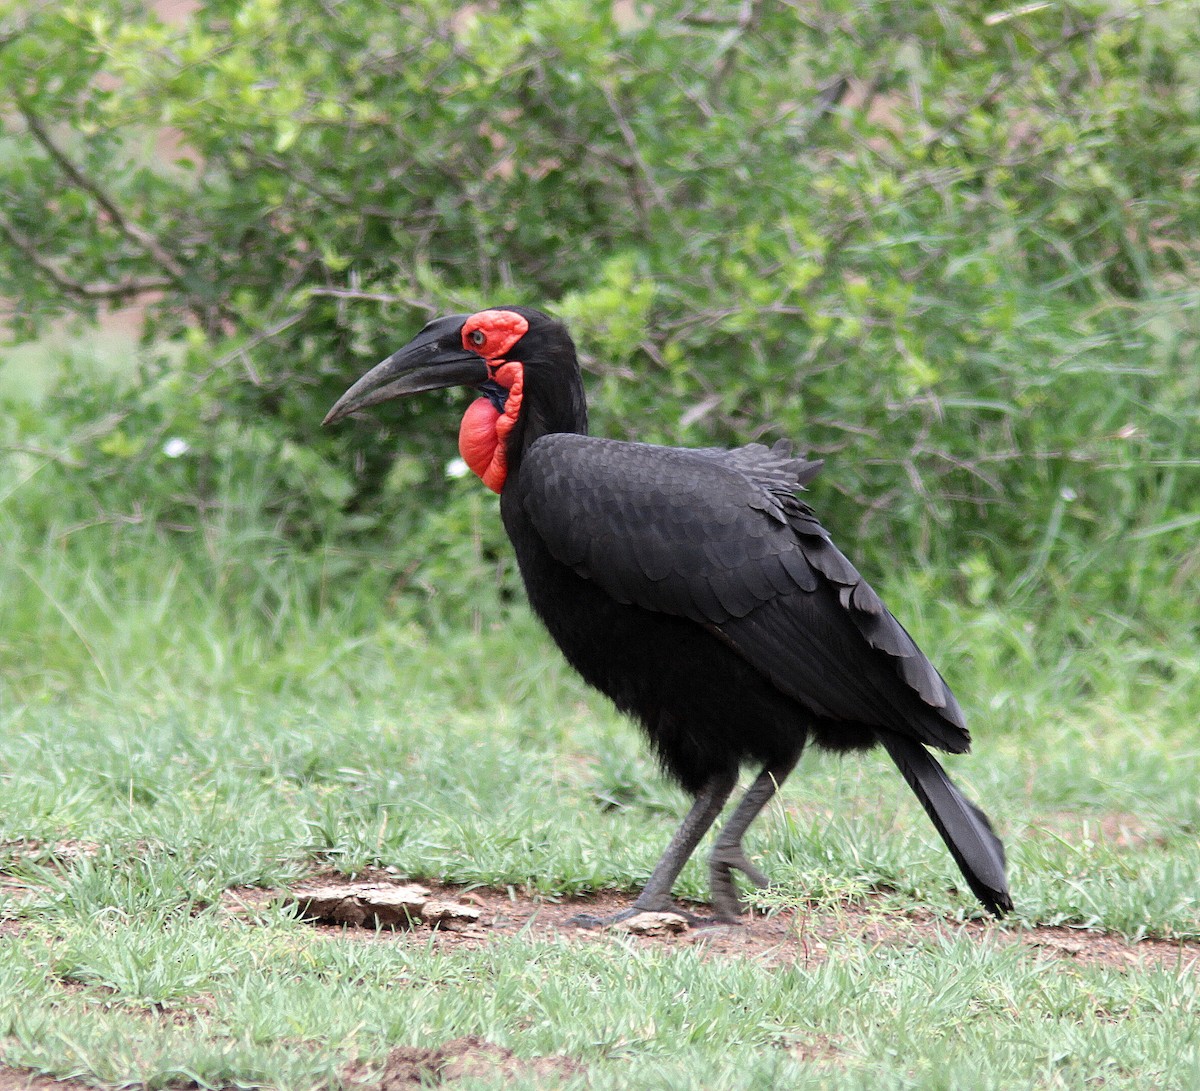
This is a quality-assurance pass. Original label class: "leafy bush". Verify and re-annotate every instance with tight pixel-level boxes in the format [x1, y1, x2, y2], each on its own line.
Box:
[1, 0, 1197, 625]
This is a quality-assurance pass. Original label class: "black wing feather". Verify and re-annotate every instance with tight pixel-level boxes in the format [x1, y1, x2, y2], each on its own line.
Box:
[520, 433, 967, 751]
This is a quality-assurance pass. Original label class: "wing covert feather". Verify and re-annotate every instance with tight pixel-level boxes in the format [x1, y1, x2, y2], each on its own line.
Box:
[519, 434, 967, 748]
[521, 435, 816, 624]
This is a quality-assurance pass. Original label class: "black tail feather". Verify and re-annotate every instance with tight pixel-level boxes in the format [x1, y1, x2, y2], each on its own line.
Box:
[876, 730, 1012, 917]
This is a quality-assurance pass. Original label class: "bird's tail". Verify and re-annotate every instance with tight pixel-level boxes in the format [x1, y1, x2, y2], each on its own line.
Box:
[876, 730, 1012, 917]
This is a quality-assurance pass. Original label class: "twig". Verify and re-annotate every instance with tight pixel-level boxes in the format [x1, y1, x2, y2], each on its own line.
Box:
[55, 506, 192, 539]
[0, 0, 56, 51]
[307, 286, 438, 311]
[236, 141, 412, 220]
[0, 443, 86, 470]
[922, 13, 1114, 150]
[600, 84, 672, 216]
[0, 208, 171, 301]
[193, 311, 307, 385]
[796, 76, 851, 148]
[19, 104, 190, 285]
[707, 0, 766, 99]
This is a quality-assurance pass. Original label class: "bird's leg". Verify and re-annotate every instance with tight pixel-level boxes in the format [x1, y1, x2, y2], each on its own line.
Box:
[708, 756, 799, 922]
[569, 768, 736, 928]
[631, 767, 738, 913]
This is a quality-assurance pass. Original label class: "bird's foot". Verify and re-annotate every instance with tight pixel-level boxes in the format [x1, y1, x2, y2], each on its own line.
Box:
[567, 897, 703, 930]
[708, 845, 771, 922]
[566, 907, 642, 929]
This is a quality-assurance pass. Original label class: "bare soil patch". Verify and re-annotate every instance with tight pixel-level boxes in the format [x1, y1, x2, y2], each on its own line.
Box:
[0, 839, 100, 868]
[343, 1036, 583, 1090]
[232, 870, 1200, 973]
[0, 1068, 96, 1091]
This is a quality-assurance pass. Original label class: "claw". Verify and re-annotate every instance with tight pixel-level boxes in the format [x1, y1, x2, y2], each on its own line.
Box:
[709, 867, 745, 921]
[567, 907, 642, 929]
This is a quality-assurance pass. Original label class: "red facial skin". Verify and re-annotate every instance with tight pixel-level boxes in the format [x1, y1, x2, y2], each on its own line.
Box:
[461, 309, 529, 360]
[457, 310, 529, 493]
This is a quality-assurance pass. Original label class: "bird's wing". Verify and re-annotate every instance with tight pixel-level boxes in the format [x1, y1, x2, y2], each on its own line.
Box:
[519, 434, 966, 749]
[520, 435, 822, 623]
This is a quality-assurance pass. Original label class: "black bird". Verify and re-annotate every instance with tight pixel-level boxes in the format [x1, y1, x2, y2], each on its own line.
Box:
[324, 306, 1011, 921]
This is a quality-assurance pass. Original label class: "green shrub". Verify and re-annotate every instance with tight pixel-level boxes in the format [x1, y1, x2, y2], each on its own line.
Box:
[1, 0, 1197, 626]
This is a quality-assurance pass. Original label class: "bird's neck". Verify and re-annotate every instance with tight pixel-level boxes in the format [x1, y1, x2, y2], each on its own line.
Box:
[459, 355, 587, 493]
[514, 359, 589, 447]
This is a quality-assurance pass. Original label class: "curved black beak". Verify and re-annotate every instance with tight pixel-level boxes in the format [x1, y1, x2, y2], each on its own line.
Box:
[322, 314, 487, 425]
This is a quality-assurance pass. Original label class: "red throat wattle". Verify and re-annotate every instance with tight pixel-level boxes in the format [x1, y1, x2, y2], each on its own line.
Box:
[458, 361, 524, 493]
[456, 310, 529, 493]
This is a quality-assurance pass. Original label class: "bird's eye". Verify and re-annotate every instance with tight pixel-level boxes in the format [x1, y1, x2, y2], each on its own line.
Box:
[469, 329, 487, 347]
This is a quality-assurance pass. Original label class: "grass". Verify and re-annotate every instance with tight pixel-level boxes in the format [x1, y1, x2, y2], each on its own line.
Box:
[4, 924, 1200, 1089]
[0, 317, 1197, 1088]
[1, 468, 1200, 1090]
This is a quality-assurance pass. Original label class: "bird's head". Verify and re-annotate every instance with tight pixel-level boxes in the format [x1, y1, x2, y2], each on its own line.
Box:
[323, 306, 585, 492]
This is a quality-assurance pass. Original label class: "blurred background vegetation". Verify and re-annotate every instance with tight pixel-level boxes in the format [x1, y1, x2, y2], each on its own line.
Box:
[1, 0, 1197, 692]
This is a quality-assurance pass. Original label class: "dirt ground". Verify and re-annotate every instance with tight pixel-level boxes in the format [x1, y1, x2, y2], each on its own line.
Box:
[2, 870, 1195, 1091]
[232, 869, 1200, 974]
[342, 1036, 584, 1090]
[0, 1072, 88, 1091]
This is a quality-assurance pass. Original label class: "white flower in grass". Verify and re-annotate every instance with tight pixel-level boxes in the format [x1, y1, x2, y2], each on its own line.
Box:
[162, 438, 189, 458]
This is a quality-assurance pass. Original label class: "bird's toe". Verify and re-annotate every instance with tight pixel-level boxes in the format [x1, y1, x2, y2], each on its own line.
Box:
[708, 864, 747, 921]
[567, 907, 642, 929]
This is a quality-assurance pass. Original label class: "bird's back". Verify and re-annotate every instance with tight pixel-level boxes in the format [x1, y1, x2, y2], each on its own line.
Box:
[502, 434, 969, 778]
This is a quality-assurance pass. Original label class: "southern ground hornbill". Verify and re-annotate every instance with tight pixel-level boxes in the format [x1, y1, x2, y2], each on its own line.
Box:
[324, 306, 1012, 921]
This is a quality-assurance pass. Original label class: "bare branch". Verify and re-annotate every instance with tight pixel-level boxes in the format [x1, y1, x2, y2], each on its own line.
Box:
[236, 140, 416, 220]
[18, 104, 190, 284]
[794, 76, 850, 148]
[600, 84, 672, 217]
[0, 207, 171, 301]
[55, 505, 195, 539]
[922, 12, 1120, 150]
[707, 0, 766, 99]
[0, 443, 85, 470]
[307, 286, 438, 311]
[0, 0, 56, 51]
[196, 311, 307, 384]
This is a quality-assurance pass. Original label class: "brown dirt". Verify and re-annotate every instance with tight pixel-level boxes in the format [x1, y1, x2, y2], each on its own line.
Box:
[229, 869, 1200, 973]
[0, 839, 100, 867]
[0, 1069, 95, 1091]
[343, 1036, 584, 1090]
